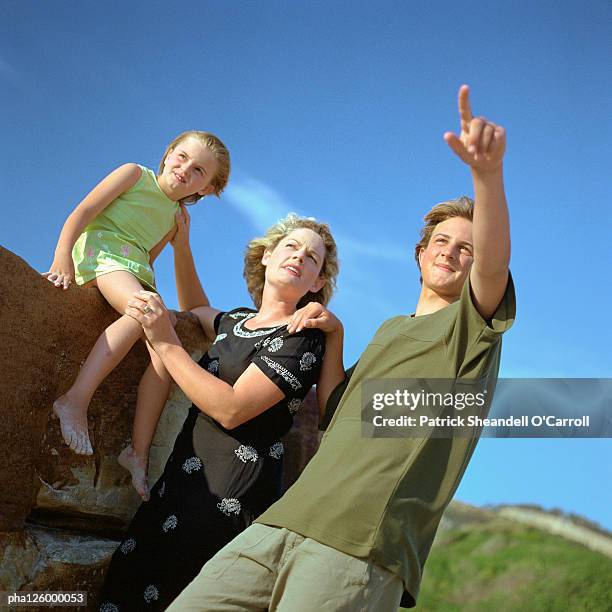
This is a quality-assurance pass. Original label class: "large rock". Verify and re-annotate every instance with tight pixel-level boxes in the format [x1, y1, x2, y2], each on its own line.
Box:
[0, 246, 209, 532]
[0, 245, 322, 607]
[0, 526, 119, 594]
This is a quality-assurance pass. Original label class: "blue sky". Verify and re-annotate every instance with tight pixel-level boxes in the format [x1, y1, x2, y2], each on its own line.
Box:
[1, 1, 611, 530]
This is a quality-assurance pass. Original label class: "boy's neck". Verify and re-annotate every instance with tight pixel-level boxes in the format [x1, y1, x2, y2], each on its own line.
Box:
[414, 285, 459, 316]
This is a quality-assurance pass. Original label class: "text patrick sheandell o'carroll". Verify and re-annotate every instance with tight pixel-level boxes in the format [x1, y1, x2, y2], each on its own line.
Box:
[361, 379, 610, 438]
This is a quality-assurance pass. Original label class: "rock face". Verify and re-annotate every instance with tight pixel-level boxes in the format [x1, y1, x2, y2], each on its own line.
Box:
[0, 527, 119, 599]
[0, 246, 209, 533]
[0, 246, 322, 607]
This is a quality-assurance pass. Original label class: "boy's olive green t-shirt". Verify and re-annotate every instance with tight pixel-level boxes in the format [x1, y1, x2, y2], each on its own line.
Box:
[256, 275, 516, 606]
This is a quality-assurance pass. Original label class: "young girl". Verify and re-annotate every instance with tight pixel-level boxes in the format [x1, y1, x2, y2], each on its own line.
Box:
[44, 131, 230, 501]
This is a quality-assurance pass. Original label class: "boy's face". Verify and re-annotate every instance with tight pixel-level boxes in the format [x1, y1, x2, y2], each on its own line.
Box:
[160, 137, 218, 200]
[418, 216, 474, 298]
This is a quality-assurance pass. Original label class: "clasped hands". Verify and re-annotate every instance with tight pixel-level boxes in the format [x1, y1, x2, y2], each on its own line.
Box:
[126, 290, 179, 347]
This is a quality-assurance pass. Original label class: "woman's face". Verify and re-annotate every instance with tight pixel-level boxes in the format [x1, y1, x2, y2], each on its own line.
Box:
[262, 228, 327, 302]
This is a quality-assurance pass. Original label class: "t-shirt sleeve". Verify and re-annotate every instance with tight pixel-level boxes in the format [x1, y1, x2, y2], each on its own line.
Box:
[319, 361, 358, 431]
[446, 271, 516, 378]
[213, 311, 225, 335]
[252, 329, 326, 398]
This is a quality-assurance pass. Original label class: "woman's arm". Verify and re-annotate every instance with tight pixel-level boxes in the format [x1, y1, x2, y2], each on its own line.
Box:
[43, 163, 142, 289]
[171, 205, 220, 341]
[287, 302, 346, 420]
[149, 346, 283, 430]
[125, 291, 284, 429]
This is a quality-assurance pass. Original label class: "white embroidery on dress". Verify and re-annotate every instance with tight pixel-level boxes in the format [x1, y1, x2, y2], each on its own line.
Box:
[262, 337, 271, 347]
[233, 314, 285, 338]
[217, 498, 241, 516]
[288, 398, 302, 414]
[120, 537, 136, 554]
[213, 333, 227, 344]
[182, 456, 203, 473]
[97, 232, 104, 239]
[234, 445, 259, 463]
[260, 356, 302, 390]
[162, 515, 178, 532]
[269, 441, 284, 459]
[268, 337, 284, 353]
[228, 311, 250, 319]
[100, 602, 119, 612]
[158, 481, 166, 498]
[143, 585, 159, 604]
[299, 352, 317, 371]
[207, 359, 219, 374]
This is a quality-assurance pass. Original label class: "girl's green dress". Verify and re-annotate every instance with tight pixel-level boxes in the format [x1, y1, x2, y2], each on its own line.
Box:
[72, 165, 179, 290]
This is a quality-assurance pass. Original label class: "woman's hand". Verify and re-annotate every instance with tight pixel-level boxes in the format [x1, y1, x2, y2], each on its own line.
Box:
[171, 204, 191, 250]
[125, 290, 181, 348]
[287, 302, 342, 334]
[444, 84, 506, 174]
[42, 252, 75, 290]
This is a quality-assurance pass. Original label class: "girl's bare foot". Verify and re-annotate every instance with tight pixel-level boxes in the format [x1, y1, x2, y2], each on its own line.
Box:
[118, 445, 150, 501]
[52, 396, 93, 455]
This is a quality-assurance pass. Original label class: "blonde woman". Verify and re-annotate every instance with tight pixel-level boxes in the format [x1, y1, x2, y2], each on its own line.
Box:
[99, 211, 339, 611]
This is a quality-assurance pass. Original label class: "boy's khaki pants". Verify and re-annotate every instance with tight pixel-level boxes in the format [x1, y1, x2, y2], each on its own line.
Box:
[167, 523, 404, 611]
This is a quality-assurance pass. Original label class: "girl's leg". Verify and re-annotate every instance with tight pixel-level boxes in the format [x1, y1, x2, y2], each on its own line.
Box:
[53, 271, 145, 454]
[118, 341, 172, 501]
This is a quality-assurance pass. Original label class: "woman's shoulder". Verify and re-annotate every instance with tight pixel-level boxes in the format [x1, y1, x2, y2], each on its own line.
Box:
[269, 325, 325, 350]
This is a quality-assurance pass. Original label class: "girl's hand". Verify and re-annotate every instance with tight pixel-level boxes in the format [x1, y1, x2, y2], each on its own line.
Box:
[444, 85, 506, 174]
[42, 253, 75, 290]
[171, 204, 191, 250]
[125, 290, 181, 348]
[287, 302, 342, 335]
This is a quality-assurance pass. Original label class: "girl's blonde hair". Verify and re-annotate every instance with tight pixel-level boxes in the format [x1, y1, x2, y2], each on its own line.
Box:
[244, 213, 339, 309]
[159, 130, 231, 204]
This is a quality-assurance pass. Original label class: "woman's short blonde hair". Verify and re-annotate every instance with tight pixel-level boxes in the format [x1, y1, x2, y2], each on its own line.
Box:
[159, 130, 231, 203]
[244, 213, 339, 309]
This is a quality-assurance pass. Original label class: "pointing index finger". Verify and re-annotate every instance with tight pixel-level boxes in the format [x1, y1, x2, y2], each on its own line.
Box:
[458, 84, 473, 131]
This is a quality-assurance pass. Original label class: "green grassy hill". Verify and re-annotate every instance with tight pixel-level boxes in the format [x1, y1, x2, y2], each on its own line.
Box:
[401, 503, 612, 612]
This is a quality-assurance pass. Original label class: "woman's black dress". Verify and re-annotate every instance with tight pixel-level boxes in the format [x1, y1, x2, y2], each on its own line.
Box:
[99, 308, 325, 611]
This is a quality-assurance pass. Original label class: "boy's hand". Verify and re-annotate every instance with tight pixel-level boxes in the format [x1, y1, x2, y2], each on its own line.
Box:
[171, 204, 191, 249]
[42, 252, 75, 290]
[288, 302, 342, 335]
[444, 85, 506, 173]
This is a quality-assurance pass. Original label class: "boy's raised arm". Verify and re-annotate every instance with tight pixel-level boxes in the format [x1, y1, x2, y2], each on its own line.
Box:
[444, 85, 511, 319]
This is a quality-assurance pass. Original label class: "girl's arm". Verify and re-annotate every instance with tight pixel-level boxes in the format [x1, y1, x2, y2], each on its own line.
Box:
[171, 205, 220, 342]
[287, 302, 346, 420]
[44, 163, 142, 289]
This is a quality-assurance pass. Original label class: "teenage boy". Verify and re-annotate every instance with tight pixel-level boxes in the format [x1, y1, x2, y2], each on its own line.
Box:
[168, 85, 515, 611]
